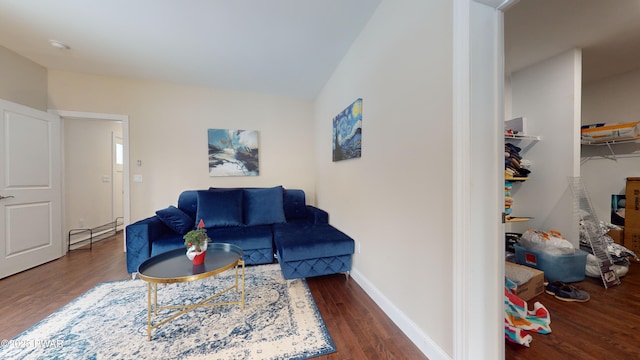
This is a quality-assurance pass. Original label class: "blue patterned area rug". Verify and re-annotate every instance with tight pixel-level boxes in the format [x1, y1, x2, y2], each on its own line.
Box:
[0, 264, 335, 359]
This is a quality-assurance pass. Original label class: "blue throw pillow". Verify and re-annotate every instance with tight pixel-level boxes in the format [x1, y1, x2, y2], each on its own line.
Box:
[156, 206, 194, 234]
[195, 190, 243, 228]
[243, 186, 287, 226]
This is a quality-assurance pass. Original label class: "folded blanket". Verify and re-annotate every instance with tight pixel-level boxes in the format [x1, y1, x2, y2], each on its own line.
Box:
[504, 284, 551, 347]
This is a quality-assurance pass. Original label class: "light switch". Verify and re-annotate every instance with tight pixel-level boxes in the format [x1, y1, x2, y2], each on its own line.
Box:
[133, 174, 143, 183]
[101, 175, 111, 183]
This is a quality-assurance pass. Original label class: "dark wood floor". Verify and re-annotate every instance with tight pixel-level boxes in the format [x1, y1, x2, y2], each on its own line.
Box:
[506, 262, 640, 359]
[0, 233, 426, 360]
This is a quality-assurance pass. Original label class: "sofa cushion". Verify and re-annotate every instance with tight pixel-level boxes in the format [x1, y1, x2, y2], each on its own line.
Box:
[155, 206, 194, 234]
[195, 189, 243, 227]
[208, 225, 275, 264]
[243, 186, 287, 226]
[177, 190, 199, 220]
[283, 189, 308, 220]
[273, 223, 355, 261]
[208, 225, 273, 250]
[150, 232, 185, 257]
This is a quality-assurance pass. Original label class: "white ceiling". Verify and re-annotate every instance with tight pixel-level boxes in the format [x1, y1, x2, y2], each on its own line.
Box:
[0, 0, 381, 99]
[505, 0, 640, 85]
[3, 0, 636, 99]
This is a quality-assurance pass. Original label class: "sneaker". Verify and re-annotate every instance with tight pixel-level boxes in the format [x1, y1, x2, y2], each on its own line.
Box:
[553, 284, 590, 302]
[545, 280, 566, 295]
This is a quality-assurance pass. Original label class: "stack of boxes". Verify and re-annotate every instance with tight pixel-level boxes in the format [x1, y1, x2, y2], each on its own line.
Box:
[624, 177, 640, 254]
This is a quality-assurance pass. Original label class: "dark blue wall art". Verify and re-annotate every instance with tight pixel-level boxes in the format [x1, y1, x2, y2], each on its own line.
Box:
[332, 98, 362, 162]
[208, 129, 259, 176]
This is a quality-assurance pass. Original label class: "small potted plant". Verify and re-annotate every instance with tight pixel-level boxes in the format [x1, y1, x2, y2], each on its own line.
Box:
[183, 219, 209, 264]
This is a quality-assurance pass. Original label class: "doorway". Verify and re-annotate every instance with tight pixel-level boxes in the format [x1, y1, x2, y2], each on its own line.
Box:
[113, 133, 124, 228]
[52, 110, 130, 251]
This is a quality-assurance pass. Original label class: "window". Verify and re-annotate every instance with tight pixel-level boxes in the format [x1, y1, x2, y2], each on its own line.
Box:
[116, 143, 123, 165]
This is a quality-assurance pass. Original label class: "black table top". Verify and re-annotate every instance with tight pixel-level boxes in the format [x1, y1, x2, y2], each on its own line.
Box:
[137, 243, 243, 283]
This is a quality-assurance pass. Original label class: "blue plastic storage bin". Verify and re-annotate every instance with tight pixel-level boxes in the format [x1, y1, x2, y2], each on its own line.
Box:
[514, 243, 588, 283]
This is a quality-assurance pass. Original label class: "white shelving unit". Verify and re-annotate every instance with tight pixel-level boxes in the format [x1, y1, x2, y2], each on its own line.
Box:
[504, 134, 541, 223]
[581, 137, 640, 161]
[505, 134, 541, 141]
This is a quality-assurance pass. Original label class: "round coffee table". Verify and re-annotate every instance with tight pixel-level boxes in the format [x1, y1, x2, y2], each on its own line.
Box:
[137, 243, 245, 340]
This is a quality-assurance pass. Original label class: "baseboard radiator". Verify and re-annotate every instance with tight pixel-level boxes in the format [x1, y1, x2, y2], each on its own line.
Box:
[68, 217, 124, 251]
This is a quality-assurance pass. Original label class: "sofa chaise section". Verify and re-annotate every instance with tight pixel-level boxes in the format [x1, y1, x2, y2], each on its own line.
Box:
[273, 223, 355, 280]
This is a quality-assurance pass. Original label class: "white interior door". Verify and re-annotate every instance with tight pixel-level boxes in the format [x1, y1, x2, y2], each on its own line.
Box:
[0, 99, 62, 279]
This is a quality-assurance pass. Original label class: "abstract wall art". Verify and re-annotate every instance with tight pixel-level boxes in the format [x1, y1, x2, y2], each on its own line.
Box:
[208, 129, 259, 176]
[333, 98, 362, 162]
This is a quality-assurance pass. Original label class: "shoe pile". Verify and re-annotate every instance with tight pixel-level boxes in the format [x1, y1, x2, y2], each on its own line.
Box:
[545, 281, 590, 302]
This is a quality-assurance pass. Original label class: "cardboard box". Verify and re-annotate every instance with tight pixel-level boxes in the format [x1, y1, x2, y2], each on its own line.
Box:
[624, 227, 640, 254]
[607, 228, 624, 245]
[625, 178, 640, 228]
[504, 117, 527, 135]
[581, 122, 640, 142]
[505, 261, 544, 301]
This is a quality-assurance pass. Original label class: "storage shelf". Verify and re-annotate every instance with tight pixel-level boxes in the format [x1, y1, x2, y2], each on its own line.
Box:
[504, 131, 538, 224]
[581, 137, 640, 161]
[505, 134, 541, 141]
[581, 137, 640, 146]
[505, 176, 528, 181]
[505, 217, 532, 223]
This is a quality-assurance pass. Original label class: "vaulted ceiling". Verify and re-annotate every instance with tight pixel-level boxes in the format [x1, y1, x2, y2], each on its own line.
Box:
[2, 1, 636, 98]
[505, 0, 640, 85]
[0, 0, 381, 99]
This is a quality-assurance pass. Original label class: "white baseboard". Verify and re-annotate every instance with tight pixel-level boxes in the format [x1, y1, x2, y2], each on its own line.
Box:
[350, 268, 452, 360]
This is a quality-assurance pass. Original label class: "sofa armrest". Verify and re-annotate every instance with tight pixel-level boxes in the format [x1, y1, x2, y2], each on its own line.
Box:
[125, 216, 172, 273]
[307, 205, 329, 224]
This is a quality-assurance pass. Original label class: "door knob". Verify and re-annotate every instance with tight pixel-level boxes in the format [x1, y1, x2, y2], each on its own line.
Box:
[0, 195, 14, 200]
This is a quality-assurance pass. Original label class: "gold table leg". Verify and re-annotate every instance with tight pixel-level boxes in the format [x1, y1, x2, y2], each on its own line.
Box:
[240, 260, 245, 309]
[144, 261, 246, 341]
[146, 282, 152, 341]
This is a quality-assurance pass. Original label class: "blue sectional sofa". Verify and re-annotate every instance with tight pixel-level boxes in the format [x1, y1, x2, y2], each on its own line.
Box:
[125, 186, 355, 280]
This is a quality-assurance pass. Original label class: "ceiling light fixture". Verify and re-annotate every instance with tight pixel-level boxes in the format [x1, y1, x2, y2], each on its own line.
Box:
[49, 40, 70, 50]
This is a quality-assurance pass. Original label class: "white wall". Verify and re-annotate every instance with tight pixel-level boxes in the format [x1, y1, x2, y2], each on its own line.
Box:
[48, 71, 316, 222]
[0, 45, 47, 111]
[314, 0, 453, 358]
[508, 49, 582, 246]
[581, 68, 640, 223]
[64, 118, 123, 232]
[467, 2, 505, 358]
